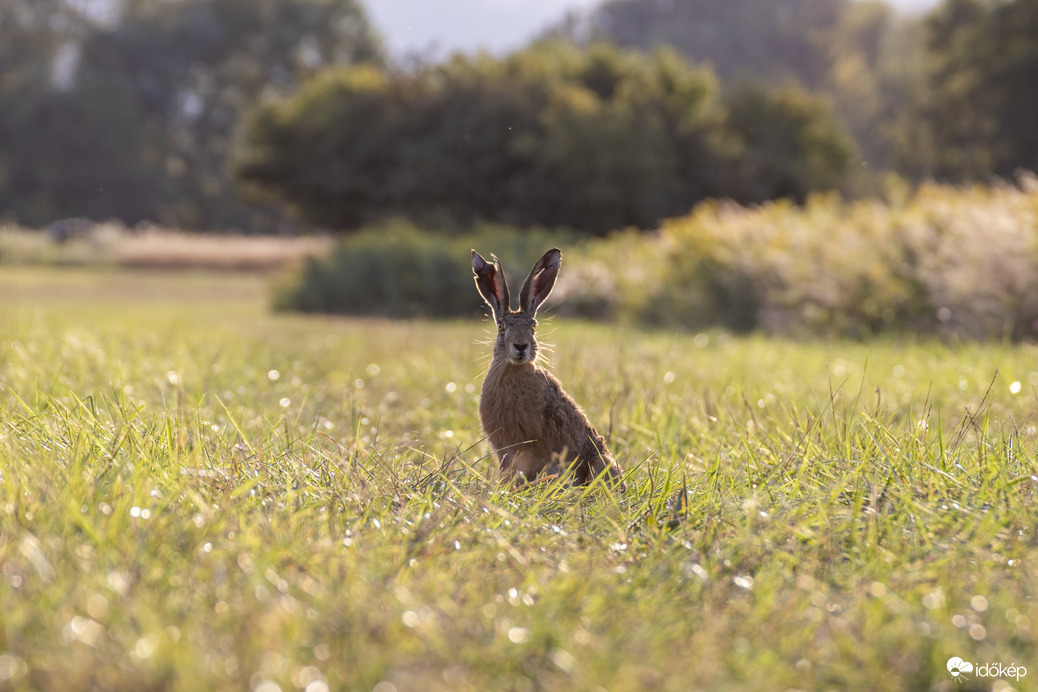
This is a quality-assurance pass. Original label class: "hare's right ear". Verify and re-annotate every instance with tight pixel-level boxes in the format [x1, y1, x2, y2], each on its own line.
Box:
[472, 250, 510, 322]
[519, 248, 561, 315]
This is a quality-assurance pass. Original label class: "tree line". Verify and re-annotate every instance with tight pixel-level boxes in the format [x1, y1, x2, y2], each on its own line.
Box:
[552, 0, 1038, 189]
[0, 0, 382, 231]
[235, 45, 851, 235]
[0, 0, 1034, 233]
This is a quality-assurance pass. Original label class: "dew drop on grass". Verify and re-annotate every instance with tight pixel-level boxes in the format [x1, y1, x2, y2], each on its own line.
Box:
[130, 506, 141, 518]
[134, 634, 158, 659]
[951, 614, 967, 628]
[279, 397, 291, 408]
[107, 571, 130, 596]
[0, 654, 27, 682]
[663, 371, 676, 384]
[166, 371, 179, 385]
[971, 595, 989, 612]
[969, 624, 987, 640]
[551, 648, 576, 674]
[508, 627, 530, 644]
[86, 593, 108, 619]
[1010, 381, 1022, 394]
[445, 382, 457, 393]
[67, 616, 104, 646]
[267, 370, 280, 381]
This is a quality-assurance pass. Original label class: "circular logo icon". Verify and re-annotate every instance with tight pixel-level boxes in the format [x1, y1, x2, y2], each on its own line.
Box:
[947, 657, 974, 679]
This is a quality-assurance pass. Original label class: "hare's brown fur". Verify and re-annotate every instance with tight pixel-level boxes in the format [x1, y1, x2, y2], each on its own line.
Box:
[472, 248, 623, 486]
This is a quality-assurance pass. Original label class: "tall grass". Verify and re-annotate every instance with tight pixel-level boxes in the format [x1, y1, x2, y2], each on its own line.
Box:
[1, 269, 1037, 691]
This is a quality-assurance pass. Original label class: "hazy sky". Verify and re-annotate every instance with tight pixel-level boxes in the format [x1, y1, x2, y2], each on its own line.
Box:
[366, 0, 942, 58]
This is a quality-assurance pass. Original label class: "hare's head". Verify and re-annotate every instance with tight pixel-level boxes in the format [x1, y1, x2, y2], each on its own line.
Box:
[472, 248, 561, 366]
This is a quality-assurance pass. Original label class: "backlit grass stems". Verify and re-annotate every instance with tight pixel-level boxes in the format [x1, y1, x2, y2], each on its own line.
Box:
[1, 272, 1037, 689]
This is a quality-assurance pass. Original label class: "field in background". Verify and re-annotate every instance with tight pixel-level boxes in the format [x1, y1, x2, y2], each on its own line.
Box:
[1, 268, 1037, 691]
[0, 223, 332, 272]
[6, 177, 1038, 341]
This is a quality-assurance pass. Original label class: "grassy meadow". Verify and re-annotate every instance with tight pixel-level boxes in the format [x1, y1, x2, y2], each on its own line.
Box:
[1, 267, 1037, 691]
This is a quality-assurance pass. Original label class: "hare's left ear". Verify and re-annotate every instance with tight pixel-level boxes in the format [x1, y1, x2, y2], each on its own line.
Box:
[519, 248, 560, 315]
[472, 250, 510, 322]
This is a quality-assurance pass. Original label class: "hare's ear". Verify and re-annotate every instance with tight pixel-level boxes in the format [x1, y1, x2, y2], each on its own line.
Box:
[519, 248, 561, 315]
[472, 250, 510, 321]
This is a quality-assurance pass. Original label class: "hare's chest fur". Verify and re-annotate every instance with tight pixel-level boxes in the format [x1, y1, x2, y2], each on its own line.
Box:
[478, 362, 552, 448]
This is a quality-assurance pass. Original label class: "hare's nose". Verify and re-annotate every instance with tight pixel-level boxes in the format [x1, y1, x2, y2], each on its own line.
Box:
[514, 343, 528, 355]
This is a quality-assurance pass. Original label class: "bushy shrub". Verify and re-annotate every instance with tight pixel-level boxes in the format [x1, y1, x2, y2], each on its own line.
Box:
[275, 179, 1038, 341]
[273, 220, 578, 318]
[567, 176, 1038, 340]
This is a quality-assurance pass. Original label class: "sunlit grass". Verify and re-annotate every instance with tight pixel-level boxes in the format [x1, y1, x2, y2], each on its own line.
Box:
[1, 269, 1037, 691]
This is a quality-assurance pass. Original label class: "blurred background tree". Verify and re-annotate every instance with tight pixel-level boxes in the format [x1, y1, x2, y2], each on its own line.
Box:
[912, 0, 1038, 181]
[0, 0, 382, 229]
[0, 0, 1035, 234]
[236, 43, 852, 234]
[548, 0, 849, 88]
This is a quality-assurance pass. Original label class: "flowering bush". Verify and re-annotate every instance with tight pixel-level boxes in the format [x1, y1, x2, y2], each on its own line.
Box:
[276, 177, 1038, 340]
[554, 175, 1038, 340]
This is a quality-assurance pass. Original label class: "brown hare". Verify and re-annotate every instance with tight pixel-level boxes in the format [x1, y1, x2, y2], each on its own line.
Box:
[472, 247, 624, 488]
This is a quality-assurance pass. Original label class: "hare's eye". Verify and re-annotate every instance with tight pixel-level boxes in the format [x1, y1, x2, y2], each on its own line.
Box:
[496, 321, 504, 332]
[531, 322, 537, 332]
